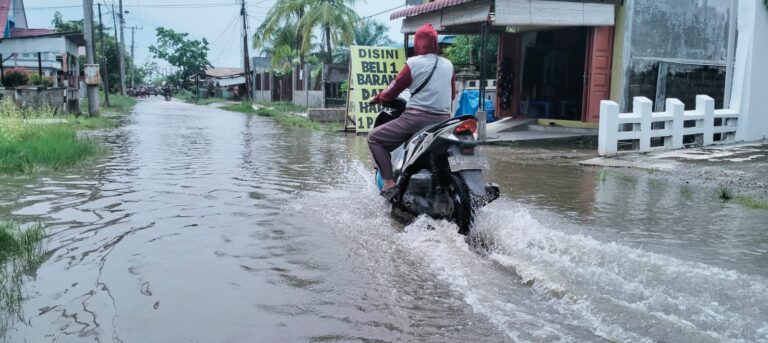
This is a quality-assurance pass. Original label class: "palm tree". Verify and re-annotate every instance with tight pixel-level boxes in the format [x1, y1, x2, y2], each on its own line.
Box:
[333, 19, 395, 64]
[297, 0, 359, 64]
[253, 0, 309, 67]
[354, 19, 395, 47]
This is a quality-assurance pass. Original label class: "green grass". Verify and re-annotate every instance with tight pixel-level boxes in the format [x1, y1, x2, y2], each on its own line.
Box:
[0, 98, 124, 174]
[0, 123, 100, 173]
[718, 186, 734, 200]
[220, 102, 256, 113]
[717, 186, 768, 210]
[80, 92, 137, 116]
[0, 221, 46, 336]
[254, 101, 307, 113]
[252, 106, 338, 131]
[176, 89, 229, 105]
[733, 195, 768, 210]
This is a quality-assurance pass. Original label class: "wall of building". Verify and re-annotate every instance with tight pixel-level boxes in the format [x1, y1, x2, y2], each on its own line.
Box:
[292, 90, 324, 109]
[733, 1, 768, 141]
[620, 0, 732, 112]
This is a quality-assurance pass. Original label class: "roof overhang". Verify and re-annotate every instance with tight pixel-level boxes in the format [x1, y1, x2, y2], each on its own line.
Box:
[0, 32, 84, 55]
[395, 0, 616, 34]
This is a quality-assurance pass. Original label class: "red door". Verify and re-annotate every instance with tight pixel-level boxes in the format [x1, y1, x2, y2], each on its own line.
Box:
[582, 26, 614, 122]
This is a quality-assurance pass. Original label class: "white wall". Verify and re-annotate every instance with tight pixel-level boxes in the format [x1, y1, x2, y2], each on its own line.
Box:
[733, 1, 768, 141]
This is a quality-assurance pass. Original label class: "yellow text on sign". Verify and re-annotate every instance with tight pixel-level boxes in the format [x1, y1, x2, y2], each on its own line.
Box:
[348, 46, 405, 133]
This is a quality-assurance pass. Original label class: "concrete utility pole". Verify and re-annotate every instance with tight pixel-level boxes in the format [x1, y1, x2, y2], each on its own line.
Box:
[241, 0, 251, 101]
[98, 3, 109, 106]
[118, 0, 127, 94]
[82, 0, 99, 115]
[128, 26, 143, 88]
[111, 4, 121, 95]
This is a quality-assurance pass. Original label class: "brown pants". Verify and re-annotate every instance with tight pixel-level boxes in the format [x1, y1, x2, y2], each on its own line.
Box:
[367, 110, 449, 180]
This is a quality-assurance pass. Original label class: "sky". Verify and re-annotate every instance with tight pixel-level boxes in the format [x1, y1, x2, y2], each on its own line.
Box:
[23, 0, 405, 72]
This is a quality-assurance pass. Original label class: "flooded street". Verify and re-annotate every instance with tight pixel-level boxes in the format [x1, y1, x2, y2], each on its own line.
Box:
[2, 98, 767, 342]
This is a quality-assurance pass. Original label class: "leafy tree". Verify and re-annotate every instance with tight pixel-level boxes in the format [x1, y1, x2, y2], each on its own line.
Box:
[443, 35, 498, 78]
[50, 11, 140, 93]
[51, 11, 83, 33]
[149, 27, 211, 86]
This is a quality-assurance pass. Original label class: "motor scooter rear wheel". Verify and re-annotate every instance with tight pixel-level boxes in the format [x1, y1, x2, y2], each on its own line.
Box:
[449, 174, 475, 235]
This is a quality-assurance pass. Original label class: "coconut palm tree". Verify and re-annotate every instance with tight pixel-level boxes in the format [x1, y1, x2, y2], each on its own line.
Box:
[333, 19, 395, 64]
[253, 0, 309, 67]
[354, 19, 395, 47]
[297, 0, 359, 64]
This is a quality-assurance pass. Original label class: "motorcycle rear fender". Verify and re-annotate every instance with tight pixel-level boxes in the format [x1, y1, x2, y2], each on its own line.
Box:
[447, 146, 486, 196]
[457, 170, 487, 196]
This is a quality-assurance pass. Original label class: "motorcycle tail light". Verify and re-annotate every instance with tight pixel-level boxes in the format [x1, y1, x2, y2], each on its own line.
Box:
[454, 119, 477, 135]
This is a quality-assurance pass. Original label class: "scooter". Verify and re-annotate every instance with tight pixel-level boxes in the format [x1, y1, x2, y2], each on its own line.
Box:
[374, 97, 500, 235]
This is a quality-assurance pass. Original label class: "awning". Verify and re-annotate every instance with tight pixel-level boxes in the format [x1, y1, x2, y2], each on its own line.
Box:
[394, 0, 615, 33]
[217, 76, 245, 87]
[390, 0, 469, 20]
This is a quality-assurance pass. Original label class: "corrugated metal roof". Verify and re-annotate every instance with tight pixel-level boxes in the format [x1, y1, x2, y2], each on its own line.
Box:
[205, 68, 244, 78]
[11, 28, 55, 37]
[390, 0, 470, 20]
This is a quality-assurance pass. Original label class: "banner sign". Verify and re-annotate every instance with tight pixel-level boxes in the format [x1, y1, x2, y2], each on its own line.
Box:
[347, 46, 406, 133]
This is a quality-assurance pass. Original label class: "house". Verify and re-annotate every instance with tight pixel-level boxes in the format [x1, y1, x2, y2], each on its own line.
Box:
[390, 0, 767, 142]
[197, 67, 246, 99]
[0, 0, 85, 112]
[0, 0, 80, 87]
[251, 56, 350, 109]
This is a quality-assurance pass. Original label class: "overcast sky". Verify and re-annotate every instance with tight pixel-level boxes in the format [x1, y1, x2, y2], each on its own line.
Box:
[24, 0, 404, 72]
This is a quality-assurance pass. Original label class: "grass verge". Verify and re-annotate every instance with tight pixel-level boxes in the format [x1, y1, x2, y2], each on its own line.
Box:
[80, 92, 137, 117]
[220, 101, 340, 132]
[0, 96, 134, 173]
[176, 89, 229, 105]
[0, 124, 100, 173]
[0, 221, 46, 336]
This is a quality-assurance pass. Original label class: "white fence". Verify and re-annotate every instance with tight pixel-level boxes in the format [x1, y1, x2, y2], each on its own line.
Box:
[598, 95, 740, 156]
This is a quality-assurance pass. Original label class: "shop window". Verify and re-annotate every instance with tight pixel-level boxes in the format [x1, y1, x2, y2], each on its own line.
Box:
[625, 61, 725, 112]
[664, 64, 726, 109]
[625, 61, 658, 111]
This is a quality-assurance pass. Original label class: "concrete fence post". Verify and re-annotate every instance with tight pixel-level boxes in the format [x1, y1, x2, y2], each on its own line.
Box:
[598, 100, 619, 156]
[698, 95, 715, 145]
[635, 97, 653, 153]
[667, 98, 685, 149]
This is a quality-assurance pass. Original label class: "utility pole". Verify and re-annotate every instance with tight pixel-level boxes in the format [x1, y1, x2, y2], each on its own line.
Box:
[82, 0, 99, 115]
[118, 0, 127, 95]
[111, 4, 121, 95]
[128, 26, 143, 88]
[241, 0, 251, 101]
[97, 3, 110, 106]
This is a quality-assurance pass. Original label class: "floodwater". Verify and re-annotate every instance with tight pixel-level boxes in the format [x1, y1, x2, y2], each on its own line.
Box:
[1, 97, 766, 342]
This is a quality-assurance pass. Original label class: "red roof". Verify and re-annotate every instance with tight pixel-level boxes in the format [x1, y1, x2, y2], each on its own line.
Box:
[0, 0, 11, 36]
[11, 28, 55, 37]
[390, 0, 470, 20]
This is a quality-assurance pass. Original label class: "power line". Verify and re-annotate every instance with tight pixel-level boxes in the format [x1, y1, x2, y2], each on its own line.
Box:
[356, 4, 407, 22]
[26, 2, 271, 11]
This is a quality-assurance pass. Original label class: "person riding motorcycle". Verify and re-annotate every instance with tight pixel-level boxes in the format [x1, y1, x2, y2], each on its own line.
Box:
[367, 23, 456, 200]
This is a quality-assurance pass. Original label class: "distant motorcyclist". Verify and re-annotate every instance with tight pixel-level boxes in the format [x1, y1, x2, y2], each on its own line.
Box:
[367, 23, 456, 199]
[162, 84, 172, 100]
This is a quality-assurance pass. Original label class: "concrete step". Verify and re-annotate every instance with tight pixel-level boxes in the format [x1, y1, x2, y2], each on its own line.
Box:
[527, 124, 598, 135]
[486, 118, 538, 134]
